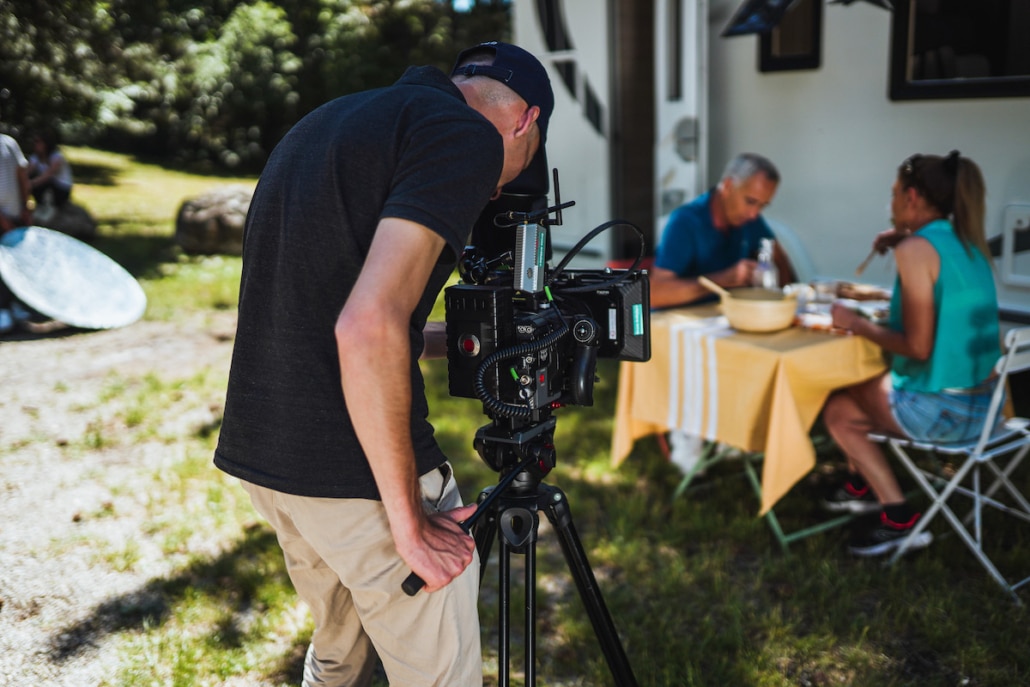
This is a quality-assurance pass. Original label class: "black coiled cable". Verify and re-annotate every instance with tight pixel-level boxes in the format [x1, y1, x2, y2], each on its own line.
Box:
[473, 315, 570, 418]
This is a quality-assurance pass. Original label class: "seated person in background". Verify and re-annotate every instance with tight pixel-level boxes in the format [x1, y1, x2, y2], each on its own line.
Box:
[821, 151, 1000, 558]
[28, 127, 73, 209]
[649, 152, 795, 309]
[0, 129, 33, 333]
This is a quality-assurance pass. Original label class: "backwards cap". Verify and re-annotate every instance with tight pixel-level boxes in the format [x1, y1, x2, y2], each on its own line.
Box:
[451, 41, 554, 143]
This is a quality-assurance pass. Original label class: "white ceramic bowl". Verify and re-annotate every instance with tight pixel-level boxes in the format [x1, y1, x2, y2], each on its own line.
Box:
[719, 288, 797, 333]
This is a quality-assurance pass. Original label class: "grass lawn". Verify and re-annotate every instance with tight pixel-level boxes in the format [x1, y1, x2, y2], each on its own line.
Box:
[58, 147, 1030, 686]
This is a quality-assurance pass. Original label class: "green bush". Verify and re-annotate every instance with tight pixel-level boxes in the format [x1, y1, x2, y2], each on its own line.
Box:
[0, 0, 512, 173]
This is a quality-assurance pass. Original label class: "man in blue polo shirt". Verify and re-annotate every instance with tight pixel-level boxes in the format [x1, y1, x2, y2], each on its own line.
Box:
[650, 152, 794, 308]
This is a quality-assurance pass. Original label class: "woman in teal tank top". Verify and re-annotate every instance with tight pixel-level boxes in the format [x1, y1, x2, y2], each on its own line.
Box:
[820, 151, 1001, 558]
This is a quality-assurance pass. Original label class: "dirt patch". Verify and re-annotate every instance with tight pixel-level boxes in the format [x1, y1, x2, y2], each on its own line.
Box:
[0, 312, 238, 686]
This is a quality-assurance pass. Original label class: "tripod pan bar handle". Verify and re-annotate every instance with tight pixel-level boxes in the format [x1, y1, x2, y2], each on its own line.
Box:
[402, 455, 536, 596]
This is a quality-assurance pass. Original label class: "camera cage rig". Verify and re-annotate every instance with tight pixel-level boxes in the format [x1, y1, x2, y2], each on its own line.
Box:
[415, 171, 647, 686]
[444, 169, 652, 446]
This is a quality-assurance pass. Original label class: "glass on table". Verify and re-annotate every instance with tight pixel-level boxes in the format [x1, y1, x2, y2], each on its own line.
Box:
[810, 279, 839, 304]
[783, 283, 814, 313]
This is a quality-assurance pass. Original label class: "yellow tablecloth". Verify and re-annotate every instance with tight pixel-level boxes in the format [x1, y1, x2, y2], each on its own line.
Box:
[612, 305, 887, 514]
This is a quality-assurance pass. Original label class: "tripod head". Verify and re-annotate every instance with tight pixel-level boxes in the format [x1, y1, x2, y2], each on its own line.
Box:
[474, 415, 556, 478]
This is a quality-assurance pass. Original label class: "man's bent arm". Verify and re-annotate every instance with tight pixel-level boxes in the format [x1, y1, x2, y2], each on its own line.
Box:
[649, 261, 756, 309]
[648, 267, 712, 308]
[336, 218, 475, 592]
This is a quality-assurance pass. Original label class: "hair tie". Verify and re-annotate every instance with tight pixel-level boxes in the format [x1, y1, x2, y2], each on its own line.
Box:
[944, 150, 960, 177]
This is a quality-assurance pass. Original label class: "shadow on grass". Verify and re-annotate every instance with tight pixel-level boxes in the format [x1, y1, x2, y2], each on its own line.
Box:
[73, 161, 121, 187]
[46, 523, 299, 682]
[91, 232, 179, 280]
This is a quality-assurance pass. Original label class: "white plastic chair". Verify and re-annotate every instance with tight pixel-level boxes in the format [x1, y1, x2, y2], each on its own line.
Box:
[870, 326, 1030, 603]
[765, 218, 818, 284]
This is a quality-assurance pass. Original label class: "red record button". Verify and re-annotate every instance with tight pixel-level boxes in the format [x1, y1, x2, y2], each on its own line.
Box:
[458, 333, 481, 356]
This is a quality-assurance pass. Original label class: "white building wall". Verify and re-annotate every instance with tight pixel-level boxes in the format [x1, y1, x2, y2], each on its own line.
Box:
[707, 1, 1030, 314]
[514, 3, 613, 267]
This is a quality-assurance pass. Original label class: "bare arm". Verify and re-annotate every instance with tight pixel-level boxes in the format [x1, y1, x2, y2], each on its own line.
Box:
[648, 260, 757, 309]
[872, 227, 910, 254]
[17, 166, 32, 226]
[832, 236, 938, 360]
[336, 218, 476, 592]
[1, 166, 34, 231]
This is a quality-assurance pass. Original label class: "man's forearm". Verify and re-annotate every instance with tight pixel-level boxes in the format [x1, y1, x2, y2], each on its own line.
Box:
[649, 275, 709, 308]
[337, 315, 424, 535]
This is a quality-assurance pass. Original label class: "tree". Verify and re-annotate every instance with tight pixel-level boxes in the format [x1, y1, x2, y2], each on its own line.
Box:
[0, 0, 511, 171]
[0, 0, 106, 134]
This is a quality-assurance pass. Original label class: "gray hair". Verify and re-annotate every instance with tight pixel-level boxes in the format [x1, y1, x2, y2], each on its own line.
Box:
[720, 153, 780, 185]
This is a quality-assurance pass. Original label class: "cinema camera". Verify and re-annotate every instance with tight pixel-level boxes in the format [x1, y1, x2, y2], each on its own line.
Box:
[400, 176, 647, 687]
[444, 179, 651, 472]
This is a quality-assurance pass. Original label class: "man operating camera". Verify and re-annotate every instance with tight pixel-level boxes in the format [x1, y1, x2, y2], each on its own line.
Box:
[214, 42, 554, 687]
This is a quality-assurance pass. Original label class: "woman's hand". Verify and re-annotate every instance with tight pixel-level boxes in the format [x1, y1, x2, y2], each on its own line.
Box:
[831, 301, 864, 332]
[872, 227, 909, 254]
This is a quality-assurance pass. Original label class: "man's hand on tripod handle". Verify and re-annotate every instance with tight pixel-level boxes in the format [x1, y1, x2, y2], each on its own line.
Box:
[403, 455, 536, 595]
[397, 503, 478, 595]
[401, 505, 479, 596]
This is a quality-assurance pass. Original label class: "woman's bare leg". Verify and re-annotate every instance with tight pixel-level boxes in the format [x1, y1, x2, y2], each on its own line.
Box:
[823, 373, 908, 505]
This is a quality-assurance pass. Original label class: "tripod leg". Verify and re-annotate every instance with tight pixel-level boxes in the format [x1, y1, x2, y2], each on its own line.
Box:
[499, 535, 512, 687]
[524, 517, 537, 687]
[496, 500, 539, 687]
[539, 485, 639, 687]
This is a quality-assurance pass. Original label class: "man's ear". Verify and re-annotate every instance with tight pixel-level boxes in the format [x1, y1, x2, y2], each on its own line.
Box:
[515, 104, 540, 137]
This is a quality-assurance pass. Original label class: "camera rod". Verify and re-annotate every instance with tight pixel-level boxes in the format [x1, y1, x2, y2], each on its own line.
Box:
[500, 199, 574, 226]
[499, 167, 573, 226]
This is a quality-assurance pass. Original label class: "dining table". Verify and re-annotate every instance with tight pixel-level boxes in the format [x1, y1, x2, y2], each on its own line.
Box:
[611, 303, 888, 524]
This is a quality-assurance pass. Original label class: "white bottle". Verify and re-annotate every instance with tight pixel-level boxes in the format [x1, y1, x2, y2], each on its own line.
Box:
[752, 238, 779, 291]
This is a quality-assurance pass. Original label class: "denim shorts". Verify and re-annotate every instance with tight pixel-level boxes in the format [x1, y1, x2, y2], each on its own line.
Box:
[889, 384, 999, 444]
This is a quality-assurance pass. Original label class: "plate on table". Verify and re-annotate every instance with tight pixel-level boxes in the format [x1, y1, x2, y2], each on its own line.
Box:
[836, 298, 891, 324]
[795, 311, 835, 331]
[836, 281, 891, 302]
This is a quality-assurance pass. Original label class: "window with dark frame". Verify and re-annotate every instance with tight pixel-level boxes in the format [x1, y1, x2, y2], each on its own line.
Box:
[667, 0, 684, 101]
[890, 0, 1030, 100]
[759, 0, 822, 73]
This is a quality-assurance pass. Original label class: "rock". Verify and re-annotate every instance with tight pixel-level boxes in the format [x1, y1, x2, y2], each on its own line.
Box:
[174, 185, 252, 255]
[32, 201, 98, 241]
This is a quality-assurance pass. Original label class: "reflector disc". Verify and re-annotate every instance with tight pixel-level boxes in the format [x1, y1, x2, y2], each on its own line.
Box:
[0, 226, 146, 330]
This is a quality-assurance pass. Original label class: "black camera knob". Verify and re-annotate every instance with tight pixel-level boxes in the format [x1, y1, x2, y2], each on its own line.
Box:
[572, 317, 597, 344]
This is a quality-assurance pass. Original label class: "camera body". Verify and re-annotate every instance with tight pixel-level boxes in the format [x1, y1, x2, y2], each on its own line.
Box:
[445, 252, 650, 417]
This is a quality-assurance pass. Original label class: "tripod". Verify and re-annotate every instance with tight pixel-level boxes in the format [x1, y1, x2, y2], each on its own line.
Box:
[470, 417, 639, 687]
[399, 418, 639, 684]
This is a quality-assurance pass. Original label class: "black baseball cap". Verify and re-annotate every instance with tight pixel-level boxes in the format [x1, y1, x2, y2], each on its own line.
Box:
[451, 41, 554, 143]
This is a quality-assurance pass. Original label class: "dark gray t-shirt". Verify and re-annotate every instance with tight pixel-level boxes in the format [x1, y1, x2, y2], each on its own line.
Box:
[214, 66, 504, 498]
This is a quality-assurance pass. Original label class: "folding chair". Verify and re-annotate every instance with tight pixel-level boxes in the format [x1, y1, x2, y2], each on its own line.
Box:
[870, 326, 1030, 603]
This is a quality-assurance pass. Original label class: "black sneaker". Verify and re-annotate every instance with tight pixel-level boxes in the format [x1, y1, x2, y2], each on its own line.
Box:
[848, 512, 933, 557]
[821, 482, 881, 514]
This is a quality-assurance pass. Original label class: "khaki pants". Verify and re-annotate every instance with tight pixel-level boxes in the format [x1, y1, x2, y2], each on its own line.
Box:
[242, 464, 482, 687]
